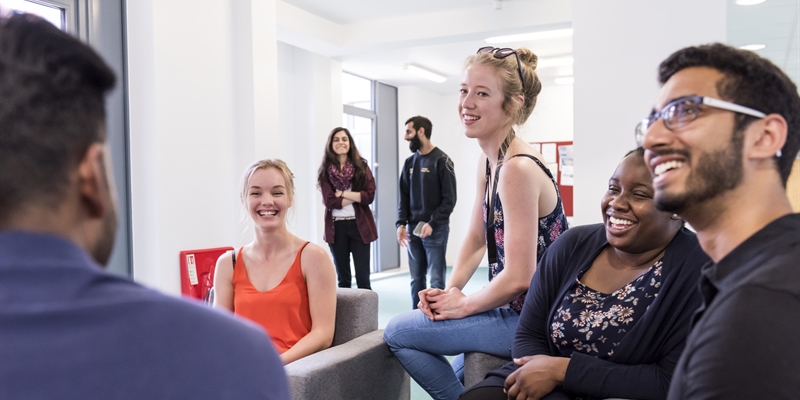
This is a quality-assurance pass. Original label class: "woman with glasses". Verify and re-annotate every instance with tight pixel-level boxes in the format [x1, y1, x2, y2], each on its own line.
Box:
[384, 47, 568, 400]
[317, 127, 378, 290]
[461, 149, 708, 400]
[213, 159, 337, 365]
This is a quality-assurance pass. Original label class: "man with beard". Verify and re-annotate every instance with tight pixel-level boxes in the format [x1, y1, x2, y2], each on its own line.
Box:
[0, 14, 289, 399]
[639, 43, 800, 399]
[397, 116, 457, 309]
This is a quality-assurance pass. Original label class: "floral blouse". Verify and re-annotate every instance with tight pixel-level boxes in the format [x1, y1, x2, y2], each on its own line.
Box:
[550, 260, 663, 358]
[483, 154, 568, 311]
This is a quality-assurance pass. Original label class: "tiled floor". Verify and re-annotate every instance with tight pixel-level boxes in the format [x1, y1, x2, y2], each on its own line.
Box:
[371, 266, 491, 400]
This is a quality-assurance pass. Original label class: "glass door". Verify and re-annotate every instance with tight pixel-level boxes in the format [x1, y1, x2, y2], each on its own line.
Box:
[342, 72, 378, 272]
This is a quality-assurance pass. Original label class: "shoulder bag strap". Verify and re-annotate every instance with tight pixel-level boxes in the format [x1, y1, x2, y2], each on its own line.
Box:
[485, 160, 503, 265]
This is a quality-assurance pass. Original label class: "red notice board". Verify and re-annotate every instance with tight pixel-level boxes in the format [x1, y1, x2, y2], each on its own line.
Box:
[530, 141, 573, 217]
[179, 246, 233, 301]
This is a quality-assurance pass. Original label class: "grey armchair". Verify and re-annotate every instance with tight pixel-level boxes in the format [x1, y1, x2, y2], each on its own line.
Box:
[464, 351, 511, 389]
[284, 288, 410, 400]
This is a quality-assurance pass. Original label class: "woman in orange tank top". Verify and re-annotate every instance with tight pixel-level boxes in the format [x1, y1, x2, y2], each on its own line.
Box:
[213, 159, 337, 364]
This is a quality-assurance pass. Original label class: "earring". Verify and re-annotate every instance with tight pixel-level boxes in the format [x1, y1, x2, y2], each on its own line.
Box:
[671, 214, 680, 220]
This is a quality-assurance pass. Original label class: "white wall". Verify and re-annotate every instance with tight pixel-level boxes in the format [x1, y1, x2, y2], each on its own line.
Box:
[126, 0, 342, 294]
[127, 0, 280, 294]
[276, 42, 343, 245]
[520, 85, 574, 143]
[571, 0, 727, 226]
[396, 81, 574, 268]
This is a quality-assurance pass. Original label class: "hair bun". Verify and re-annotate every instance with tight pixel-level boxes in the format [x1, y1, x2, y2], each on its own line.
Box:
[516, 48, 538, 71]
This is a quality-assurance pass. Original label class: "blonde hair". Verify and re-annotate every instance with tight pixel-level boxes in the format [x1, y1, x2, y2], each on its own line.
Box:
[464, 47, 543, 127]
[239, 159, 296, 206]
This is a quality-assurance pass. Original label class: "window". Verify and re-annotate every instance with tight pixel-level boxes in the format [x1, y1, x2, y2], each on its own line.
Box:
[1, 0, 78, 34]
[342, 114, 374, 167]
[1, 0, 64, 29]
[342, 72, 377, 272]
[342, 72, 373, 111]
[340, 73, 401, 272]
[342, 72, 376, 171]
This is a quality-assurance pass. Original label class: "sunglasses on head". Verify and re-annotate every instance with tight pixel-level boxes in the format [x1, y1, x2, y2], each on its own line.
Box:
[477, 46, 525, 89]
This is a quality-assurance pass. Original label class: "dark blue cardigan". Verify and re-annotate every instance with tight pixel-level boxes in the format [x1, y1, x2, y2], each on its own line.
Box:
[481, 224, 709, 400]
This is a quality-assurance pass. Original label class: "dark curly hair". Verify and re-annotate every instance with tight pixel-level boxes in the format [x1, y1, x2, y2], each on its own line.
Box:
[0, 13, 116, 224]
[405, 116, 432, 139]
[658, 43, 800, 185]
[316, 127, 368, 191]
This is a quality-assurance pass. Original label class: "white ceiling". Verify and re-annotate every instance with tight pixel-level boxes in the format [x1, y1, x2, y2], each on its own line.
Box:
[728, 0, 799, 86]
[282, 0, 527, 24]
[279, 0, 799, 95]
[279, 0, 573, 94]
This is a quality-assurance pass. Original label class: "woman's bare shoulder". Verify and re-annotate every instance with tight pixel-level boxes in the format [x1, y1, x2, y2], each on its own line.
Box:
[298, 241, 332, 267]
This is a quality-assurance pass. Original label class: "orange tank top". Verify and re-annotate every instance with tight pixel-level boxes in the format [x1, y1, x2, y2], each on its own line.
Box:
[232, 242, 312, 354]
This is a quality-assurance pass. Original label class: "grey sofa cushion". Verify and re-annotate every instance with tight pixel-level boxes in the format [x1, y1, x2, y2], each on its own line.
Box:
[285, 330, 409, 400]
[332, 288, 378, 346]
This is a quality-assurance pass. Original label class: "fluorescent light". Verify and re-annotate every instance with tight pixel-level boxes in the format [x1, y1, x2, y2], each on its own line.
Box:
[485, 29, 573, 44]
[538, 57, 574, 68]
[555, 77, 574, 85]
[404, 64, 447, 83]
[736, 0, 766, 5]
[740, 44, 766, 51]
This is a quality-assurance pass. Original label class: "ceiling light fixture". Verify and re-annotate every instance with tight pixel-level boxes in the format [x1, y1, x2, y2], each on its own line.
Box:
[485, 29, 573, 44]
[555, 77, 574, 85]
[538, 57, 574, 68]
[740, 44, 766, 51]
[404, 64, 447, 83]
[735, 0, 766, 5]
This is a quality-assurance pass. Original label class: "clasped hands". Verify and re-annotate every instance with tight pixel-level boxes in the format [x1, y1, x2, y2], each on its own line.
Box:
[416, 287, 468, 320]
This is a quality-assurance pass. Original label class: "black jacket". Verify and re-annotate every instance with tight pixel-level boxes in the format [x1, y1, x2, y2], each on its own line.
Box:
[396, 147, 456, 229]
[481, 224, 709, 400]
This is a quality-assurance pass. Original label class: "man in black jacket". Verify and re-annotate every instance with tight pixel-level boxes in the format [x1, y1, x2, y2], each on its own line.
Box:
[397, 116, 457, 309]
[639, 43, 800, 399]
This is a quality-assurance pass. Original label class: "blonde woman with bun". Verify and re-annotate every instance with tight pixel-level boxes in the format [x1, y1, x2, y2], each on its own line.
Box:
[384, 47, 569, 400]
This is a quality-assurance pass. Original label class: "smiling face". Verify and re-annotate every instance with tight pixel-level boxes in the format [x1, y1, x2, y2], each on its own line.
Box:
[602, 152, 680, 254]
[246, 167, 291, 229]
[331, 129, 350, 157]
[459, 63, 511, 140]
[643, 67, 745, 214]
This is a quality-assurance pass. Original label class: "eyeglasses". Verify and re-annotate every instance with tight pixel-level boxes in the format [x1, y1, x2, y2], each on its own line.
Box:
[477, 46, 525, 89]
[634, 95, 766, 146]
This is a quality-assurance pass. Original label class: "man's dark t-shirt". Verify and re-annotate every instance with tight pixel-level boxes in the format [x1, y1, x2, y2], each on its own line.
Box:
[668, 214, 800, 399]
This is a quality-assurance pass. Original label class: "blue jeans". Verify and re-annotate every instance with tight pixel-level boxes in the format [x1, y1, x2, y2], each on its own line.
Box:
[383, 308, 520, 400]
[407, 222, 448, 308]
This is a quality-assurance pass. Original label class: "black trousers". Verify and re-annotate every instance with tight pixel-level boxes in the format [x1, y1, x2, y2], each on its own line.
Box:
[328, 219, 371, 290]
[458, 386, 506, 400]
